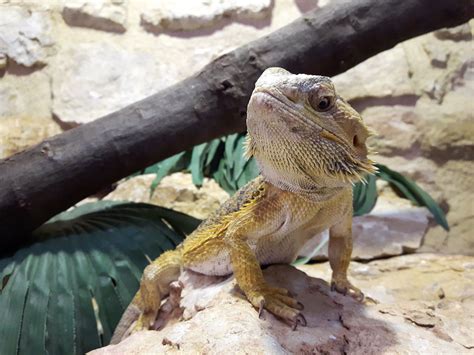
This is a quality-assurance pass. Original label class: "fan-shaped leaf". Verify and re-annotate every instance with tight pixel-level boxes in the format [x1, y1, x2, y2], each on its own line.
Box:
[0, 202, 200, 355]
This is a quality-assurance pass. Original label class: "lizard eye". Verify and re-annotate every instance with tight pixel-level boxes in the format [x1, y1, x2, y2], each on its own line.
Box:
[318, 97, 331, 110]
[310, 95, 334, 112]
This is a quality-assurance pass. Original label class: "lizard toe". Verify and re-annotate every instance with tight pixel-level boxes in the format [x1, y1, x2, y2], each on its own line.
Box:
[331, 278, 364, 302]
[248, 286, 305, 329]
[265, 285, 292, 297]
[273, 293, 304, 310]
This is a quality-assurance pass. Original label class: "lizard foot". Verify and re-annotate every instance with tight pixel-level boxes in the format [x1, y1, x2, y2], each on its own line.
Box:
[247, 285, 306, 330]
[331, 277, 364, 302]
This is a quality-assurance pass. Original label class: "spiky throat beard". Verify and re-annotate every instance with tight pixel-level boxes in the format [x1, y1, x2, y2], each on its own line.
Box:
[245, 130, 376, 196]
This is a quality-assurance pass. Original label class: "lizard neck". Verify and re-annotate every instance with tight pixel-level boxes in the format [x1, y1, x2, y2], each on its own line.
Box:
[258, 162, 348, 202]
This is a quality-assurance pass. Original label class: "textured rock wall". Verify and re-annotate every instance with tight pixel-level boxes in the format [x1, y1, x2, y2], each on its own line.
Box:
[0, 0, 472, 254]
[332, 23, 474, 255]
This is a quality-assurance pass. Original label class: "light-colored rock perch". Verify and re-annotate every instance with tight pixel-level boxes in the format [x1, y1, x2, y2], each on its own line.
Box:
[91, 254, 474, 354]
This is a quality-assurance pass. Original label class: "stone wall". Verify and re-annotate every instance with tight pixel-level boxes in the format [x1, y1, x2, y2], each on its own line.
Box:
[0, 0, 472, 254]
[332, 23, 474, 255]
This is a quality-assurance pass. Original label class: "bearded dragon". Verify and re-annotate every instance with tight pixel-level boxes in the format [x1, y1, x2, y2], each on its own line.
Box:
[111, 67, 375, 343]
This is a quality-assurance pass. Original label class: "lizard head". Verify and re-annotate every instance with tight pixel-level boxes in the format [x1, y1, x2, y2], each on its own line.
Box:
[246, 67, 376, 192]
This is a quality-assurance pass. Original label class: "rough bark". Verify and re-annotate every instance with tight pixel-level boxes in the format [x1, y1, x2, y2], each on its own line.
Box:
[0, 0, 472, 251]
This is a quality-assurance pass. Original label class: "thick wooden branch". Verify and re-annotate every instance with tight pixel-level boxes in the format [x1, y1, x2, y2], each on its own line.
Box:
[0, 0, 472, 251]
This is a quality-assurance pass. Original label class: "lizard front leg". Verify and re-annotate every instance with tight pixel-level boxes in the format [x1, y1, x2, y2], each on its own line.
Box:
[136, 249, 183, 330]
[227, 234, 306, 329]
[328, 213, 364, 301]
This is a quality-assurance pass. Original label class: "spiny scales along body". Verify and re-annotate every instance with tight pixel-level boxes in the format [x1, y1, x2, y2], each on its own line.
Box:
[111, 67, 376, 343]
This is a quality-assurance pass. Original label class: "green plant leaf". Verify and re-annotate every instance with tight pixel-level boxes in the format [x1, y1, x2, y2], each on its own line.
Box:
[0, 201, 201, 355]
[375, 164, 449, 231]
[190, 142, 209, 187]
[352, 181, 363, 209]
[353, 174, 378, 216]
[237, 158, 259, 189]
[205, 138, 222, 167]
[233, 134, 247, 182]
[224, 134, 239, 184]
[149, 152, 188, 196]
[224, 134, 239, 165]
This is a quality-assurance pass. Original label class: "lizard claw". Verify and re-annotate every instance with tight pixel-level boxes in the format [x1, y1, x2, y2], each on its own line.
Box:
[292, 313, 307, 330]
[331, 277, 364, 302]
[258, 299, 265, 319]
[247, 284, 306, 329]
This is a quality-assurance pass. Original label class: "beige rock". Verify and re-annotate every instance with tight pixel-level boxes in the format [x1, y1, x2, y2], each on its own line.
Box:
[332, 45, 415, 101]
[7, 0, 310, 129]
[0, 117, 60, 158]
[300, 194, 429, 261]
[352, 196, 429, 258]
[404, 24, 473, 102]
[51, 42, 179, 123]
[103, 173, 229, 220]
[420, 160, 474, 255]
[62, 0, 128, 32]
[376, 156, 474, 256]
[0, 70, 59, 158]
[103, 175, 156, 203]
[300, 254, 474, 304]
[91, 254, 474, 354]
[150, 173, 230, 220]
[0, 70, 51, 120]
[0, 6, 54, 67]
[414, 82, 474, 162]
[363, 105, 420, 156]
[141, 0, 272, 32]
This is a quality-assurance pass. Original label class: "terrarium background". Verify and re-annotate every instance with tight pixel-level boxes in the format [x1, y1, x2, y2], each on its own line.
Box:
[1, 0, 471, 253]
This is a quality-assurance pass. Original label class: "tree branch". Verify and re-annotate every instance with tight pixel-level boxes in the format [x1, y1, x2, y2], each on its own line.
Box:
[0, 0, 472, 251]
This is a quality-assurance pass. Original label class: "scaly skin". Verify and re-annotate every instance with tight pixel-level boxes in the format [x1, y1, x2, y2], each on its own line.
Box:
[111, 67, 376, 344]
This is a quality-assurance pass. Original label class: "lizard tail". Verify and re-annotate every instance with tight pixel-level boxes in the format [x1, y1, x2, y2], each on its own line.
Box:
[110, 248, 183, 345]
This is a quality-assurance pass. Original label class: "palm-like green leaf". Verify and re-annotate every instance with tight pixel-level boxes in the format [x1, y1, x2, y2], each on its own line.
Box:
[0, 202, 200, 355]
[375, 164, 449, 231]
[353, 174, 378, 216]
[190, 142, 209, 186]
[149, 151, 190, 196]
